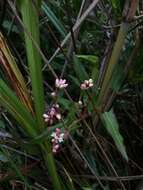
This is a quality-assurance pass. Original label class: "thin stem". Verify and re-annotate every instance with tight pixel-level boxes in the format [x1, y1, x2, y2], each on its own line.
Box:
[42, 0, 100, 70]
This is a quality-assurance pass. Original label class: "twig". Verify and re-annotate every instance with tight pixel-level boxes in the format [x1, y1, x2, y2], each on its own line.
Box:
[42, 0, 100, 71]
[61, 0, 88, 78]
[64, 0, 77, 53]
[73, 174, 143, 181]
[69, 135, 106, 190]
[83, 120, 127, 190]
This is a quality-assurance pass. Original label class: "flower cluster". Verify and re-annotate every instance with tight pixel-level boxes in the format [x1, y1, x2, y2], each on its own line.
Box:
[80, 79, 94, 90]
[51, 128, 65, 153]
[55, 78, 68, 89]
[54, 78, 94, 91]
[43, 77, 94, 152]
[43, 104, 61, 125]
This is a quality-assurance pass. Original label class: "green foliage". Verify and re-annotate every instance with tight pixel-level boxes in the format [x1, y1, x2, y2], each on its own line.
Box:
[101, 110, 128, 161]
[42, 1, 66, 38]
[73, 55, 89, 81]
[0, 0, 142, 189]
[20, 0, 45, 131]
[76, 55, 98, 65]
[0, 80, 37, 137]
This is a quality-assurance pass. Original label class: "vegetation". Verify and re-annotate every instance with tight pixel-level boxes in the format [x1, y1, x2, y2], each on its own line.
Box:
[0, 0, 143, 189]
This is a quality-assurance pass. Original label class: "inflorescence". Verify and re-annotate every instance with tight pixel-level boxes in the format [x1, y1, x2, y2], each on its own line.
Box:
[43, 78, 94, 153]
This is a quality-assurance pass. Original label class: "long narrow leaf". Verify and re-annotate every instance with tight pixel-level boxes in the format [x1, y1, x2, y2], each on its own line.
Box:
[100, 109, 128, 161]
[73, 55, 89, 81]
[97, 23, 128, 105]
[0, 80, 37, 137]
[42, 1, 66, 38]
[0, 32, 33, 114]
[19, 0, 45, 131]
[19, 2, 63, 190]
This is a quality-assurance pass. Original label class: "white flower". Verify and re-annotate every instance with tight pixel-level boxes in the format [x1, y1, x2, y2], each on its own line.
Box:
[43, 114, 49, 118]
[58, 133, 65, 143]
[51, 128, 68, 153]
[51, 132, 56, 138]
[55, 78, 68, 89]
[51, 131, 64, 143]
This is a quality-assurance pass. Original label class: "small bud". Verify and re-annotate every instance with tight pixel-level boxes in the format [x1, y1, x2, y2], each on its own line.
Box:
[56, 128, 61, 134]
[56, 113, 61, 120]
[78, 100, 83, 105]
[51, 92, 56, 97]
[54, 144, 59, 150]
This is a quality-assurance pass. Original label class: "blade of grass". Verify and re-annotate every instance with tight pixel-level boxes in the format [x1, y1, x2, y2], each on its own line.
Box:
[19, 1, 63, 189]
[19, 0, 45, 132]
[42, 1, 66, 38]
[100, 110, 128, 161]
[0, 79, 37, 137]
[97, 0, 138, 109]
[0, 32, 34, 114]
[97, 23, 128, 106]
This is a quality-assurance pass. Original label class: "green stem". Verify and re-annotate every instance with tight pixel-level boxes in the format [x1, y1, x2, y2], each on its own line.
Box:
[41, 142, 62, 190]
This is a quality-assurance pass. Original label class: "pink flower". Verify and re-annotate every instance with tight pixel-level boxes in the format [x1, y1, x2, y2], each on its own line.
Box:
[43, 104, 61, 125]
[52, 144, 60, 153]
[55, 78, 68, 89]
[80, 79, 93, 90]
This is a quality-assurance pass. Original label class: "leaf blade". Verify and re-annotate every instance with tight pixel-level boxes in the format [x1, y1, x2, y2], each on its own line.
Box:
[100, 110, 128, 161]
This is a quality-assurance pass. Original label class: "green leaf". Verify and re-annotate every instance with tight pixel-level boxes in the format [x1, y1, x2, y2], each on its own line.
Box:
[0, 80, 37, 137]
[111, 0, 119, 9]
[100, 110, 128, 161]
[42, 2, 66, 38]
[20, 0, 45, 131]
[0, 32, 33, 113]
[91, 67, 99, 82]
[76, 55, 99, 81]
[82, 188, 92, 190]
[20, 2, 62, 190]
[76, 55, 98, 65]
[97, 23, 128, 105]
[58, 98, 71, 110]
[73, 55, 89, 81]
[69, 75, 80, 86]
[111, 0, 121, 13]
